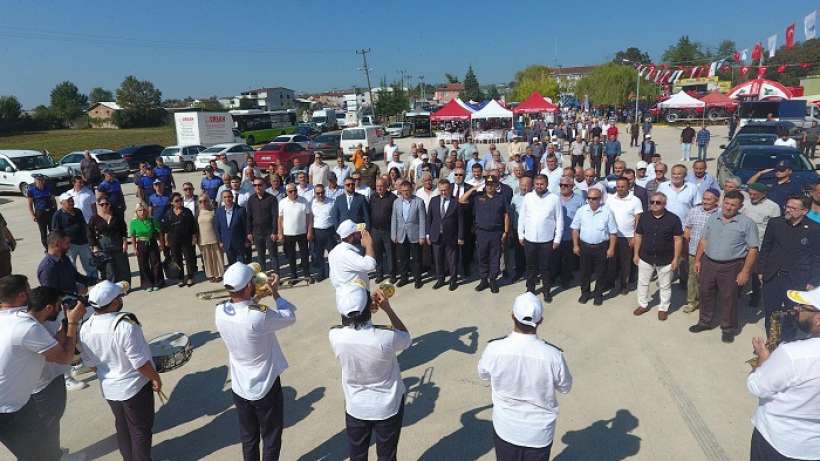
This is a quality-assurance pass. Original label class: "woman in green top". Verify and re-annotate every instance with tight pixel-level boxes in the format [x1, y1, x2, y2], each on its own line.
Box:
[129, 201, 165, 291]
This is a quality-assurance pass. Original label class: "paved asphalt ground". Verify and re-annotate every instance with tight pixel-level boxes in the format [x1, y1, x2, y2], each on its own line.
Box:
[1, 123, 762, 461]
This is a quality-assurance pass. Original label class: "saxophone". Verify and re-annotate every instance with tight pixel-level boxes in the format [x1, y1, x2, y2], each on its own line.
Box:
[747, 311, 783, 369]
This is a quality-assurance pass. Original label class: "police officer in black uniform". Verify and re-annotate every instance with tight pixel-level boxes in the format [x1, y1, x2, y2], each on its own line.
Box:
[459, 175, 510, 293]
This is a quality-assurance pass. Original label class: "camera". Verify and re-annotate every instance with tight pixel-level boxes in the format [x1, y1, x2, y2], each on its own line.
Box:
[61, 294, 88, 311]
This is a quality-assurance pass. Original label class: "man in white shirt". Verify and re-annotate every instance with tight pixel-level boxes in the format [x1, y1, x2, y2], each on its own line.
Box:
[518, 175, 563, 303]
[539, 154, 563, 195]
[214, 263, 295, 461]
[478, 292, 572, 461]
[773, 130, 797, 148]
[0, 276, 83, 460]
[310, 184, 335, 281]
[657, 164, 697, 288]
[329, 282, 411, 461]
[387, 150, 406, 178]
[66, 176, 96, 224]
[635, 161, 651, 188]
[278, 184, 313, 282]
[308, 153, 330, 187]
[383, 138, 399, 165]
[80, 280, 161, 461]
[328, 219, 377, 289]
[747, 287, 820, 461]
[607, 177, 644, 295]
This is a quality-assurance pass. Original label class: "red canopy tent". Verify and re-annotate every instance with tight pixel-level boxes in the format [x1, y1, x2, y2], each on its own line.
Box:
[513, 91, 558, 114]
[430, 99, 472, 121]
[699, 91, 736, 108]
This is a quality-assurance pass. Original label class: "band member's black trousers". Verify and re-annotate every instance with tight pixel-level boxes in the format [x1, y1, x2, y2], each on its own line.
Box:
[106, 382, 155, 461]
[524, 240, 553, 293]
[493, 431, 552, 461]
[345, 397, 405, 461]
[750, 428, 806, 461]
[233, 377, 283, 461]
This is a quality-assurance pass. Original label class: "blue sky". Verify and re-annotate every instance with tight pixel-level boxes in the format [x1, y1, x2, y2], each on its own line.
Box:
[1, 0, 817, 107]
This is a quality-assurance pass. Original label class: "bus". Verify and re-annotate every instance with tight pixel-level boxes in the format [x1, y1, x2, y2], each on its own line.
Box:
[229, 109, 298, 145]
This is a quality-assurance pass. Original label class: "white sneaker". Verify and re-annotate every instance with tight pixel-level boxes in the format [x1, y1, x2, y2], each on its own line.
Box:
[65, 376, 88, 391]
[71, 363, 92, 376]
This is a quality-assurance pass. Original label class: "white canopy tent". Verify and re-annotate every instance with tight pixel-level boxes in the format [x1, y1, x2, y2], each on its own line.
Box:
[658, 91, 706, 109]
[470, 99, 513, 143]
[455, 98, 476, 113]
[471, 99, 513, 119]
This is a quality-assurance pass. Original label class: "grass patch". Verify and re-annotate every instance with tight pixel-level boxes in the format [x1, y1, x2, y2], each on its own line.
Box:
[0, 126, 176, 159]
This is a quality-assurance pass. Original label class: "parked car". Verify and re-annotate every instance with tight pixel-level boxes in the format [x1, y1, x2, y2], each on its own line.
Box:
[386, 122, 413, 138]
[271, 134, 314, 149]
[340, 125, 388, 159]
[117, 144, 165, 170]
[718, 133, 778, 152]
[59, 149, 130, 180]
[312, 133, 341, 159]
[159, 145, 206, 172]
[295, 125, 322, 138]
[193, 143, 255, 170]
[253, 142, 314, 170]
[716, 145, 819, 194]
[0, 150, 72, 196]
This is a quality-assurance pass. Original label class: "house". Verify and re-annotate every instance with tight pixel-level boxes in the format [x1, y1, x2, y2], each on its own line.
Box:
[220, 87, 296, 111]
[552, 66, 597, 90]
[87, 102, 122, 129]
[434, 83, 464, 103]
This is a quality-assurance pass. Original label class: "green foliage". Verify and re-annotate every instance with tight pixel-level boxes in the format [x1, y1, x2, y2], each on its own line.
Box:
[0, 126, 175, 158]
[486, 85, 500, 100]
[459, 66, 483, 101]
[238, 98, 257, 110]
[0, 96, 22, 122]
[88, 87, 114, 104]
[511, 65, 559, 101]
[114, 75, 165, 128]
[715, 40, 737, 59]
[50, 81, 88, 127]
[613, 47, 651, 64]
[31, 105, 62, 130]
[375, 82, 410, 116]
[444, 73, 459, 84]
[662, 36, 707, 66]
[762, 38, 820, 86]
[576, 63, 660, 106]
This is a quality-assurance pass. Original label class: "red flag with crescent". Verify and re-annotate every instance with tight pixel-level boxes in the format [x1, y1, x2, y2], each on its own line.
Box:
[786, 24, 795, 49]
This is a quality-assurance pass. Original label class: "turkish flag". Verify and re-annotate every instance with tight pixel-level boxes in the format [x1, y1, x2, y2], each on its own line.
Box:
[800, 63, 811, 69]
[740, 66, 749, 76]
[786, 24, 795, 48]
[757, 66, 767, 78]
[751, 42, 763, 61]
[777, 64, 786, 73]
[733, 51, 740, 62]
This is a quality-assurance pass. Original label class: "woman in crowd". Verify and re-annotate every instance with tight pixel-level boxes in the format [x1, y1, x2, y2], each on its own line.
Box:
[387, 167, 402, 194]
[196, 193, 225, 282]
[88, 195, 131, 285]
[129, 201, 164, 291]
[164, 192, 198, 287]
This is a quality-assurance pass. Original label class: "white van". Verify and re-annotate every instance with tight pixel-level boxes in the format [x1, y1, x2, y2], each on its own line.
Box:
[340, 126, 388, 159]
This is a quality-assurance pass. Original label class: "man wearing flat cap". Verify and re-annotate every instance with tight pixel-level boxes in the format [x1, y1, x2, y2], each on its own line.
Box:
[214, 262, 296, 461]
[478, 292, 573, 461]
[328, 282, 410, 460]
[747, 286, 820, 461]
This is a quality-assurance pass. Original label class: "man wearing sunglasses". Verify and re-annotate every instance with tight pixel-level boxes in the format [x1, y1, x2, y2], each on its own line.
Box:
[331, 176, 370, 230]
[246, 179, 280, 273]
[570, 188, 617, 305]
[747, 286, 820, 461]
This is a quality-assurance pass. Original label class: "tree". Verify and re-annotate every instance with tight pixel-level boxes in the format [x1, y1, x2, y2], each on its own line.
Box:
[444, 73, 460, 84]
[193, 97, 223, 111]
[88, 87, 114, 104]
[575, 63, 660, 106]
[486, 85, 500, 100]
[114, 75, 165, 128]
[459, 66, 483, 101]
[662, 36, 707, 66]
[761, 38, 820, 86]
[715, 40, 737, 59]
[375, 81, 410, 117]
[511, 65, 559, 101]
[31, 105, 62, 130]
[50, 81, 87, 127]
[613, 47, 651, 65]
[0, 96, 22, 123]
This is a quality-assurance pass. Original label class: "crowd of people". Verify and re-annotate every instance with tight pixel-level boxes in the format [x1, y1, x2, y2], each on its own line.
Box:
[1, 115, 819, 461]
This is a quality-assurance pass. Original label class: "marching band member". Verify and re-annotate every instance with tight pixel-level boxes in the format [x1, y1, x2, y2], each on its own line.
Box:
[329, 282, 410, 460]
[214, 262, 295, 461]
[79, 280, 161, 461]
[478, 292, 573, 461]
[328, 219, 377, 289]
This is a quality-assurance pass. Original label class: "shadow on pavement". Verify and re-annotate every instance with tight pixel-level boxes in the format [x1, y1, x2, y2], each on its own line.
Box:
[298, 368, 438, 461]
[155, 365, 232, 432]
[418, 404, 494, 460]
[189, 330, 220, 349]
[398, 327, 479, 371]
[552, 409, 641, 461]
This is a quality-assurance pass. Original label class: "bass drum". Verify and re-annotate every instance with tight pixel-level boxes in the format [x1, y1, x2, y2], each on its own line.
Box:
[149, 332, 192, 373]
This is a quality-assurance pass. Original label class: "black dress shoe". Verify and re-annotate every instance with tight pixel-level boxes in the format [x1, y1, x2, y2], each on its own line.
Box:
[433, 279, 446, 289]
[578, 293, 590, 304]
[593, 296, 603, 306]
[414, 280, 423, 289]
[389, 276, 398, 284]
[543, 290, 552, 303]
[721, 331, 735, 343]
[620, 287, 630, 296]
[688, 323, 714, 333]
[397, 279, 410, 287]
[449, 280, 458, 291]
[375, 275, 385, 283]
[489, 279, 499, 293]
[475, 279, 489, 292]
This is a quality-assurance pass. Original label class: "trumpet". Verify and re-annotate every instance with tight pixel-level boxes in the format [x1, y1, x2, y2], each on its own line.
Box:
[378, 281, 396, 298]
[195, 263, 276, 300]
[747, 311, 783, 369]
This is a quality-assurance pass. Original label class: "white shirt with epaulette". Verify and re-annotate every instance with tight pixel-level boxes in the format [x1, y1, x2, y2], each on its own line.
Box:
[328, 242, 377, 289]
[79, 312, 153, 401]
[328, 321, 411, 420]
[214, 297, 295, 401]
[477, 331, 573, 448]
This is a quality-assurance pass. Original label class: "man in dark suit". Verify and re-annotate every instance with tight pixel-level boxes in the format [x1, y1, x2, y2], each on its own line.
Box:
[427, 179, 461, 291]
[331, 176, 370, 229]
[450, 167, 474, 277]
[215, 189, 249, 264]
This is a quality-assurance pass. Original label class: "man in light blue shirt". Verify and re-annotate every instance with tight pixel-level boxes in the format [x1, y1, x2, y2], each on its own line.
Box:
[555, 176, 586, 287]
[685, 160, 720, 205]
[658, 165, 697, 222]
[571, 187, 617, 305]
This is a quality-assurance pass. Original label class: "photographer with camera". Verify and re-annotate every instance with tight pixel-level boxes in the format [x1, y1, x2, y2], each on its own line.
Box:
[79, 280, 161, 461]
[0, 275, 85, 460]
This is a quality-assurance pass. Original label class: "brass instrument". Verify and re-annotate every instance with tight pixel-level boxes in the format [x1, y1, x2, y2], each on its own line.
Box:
[747, 311, 783, 369]
[195, 263, 276, 300]
[378, 281, 396, 298]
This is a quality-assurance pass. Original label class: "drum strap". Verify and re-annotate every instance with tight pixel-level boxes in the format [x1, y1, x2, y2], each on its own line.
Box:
[111, 312, 141, 333]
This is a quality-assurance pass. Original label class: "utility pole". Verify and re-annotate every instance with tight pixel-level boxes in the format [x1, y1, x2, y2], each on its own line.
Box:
[397, 69, 409, 91]
[356, 48, 377, 119]
[418, 75, 425, 101]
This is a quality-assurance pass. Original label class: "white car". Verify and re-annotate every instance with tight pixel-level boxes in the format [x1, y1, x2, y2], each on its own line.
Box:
[270, 134, 314, 150]
[59, 149, 130, 180]
[193, 143, 255, 170]
[0, 150, 72, 195]
[160, 145, 206, 172]
[386, 122, 412, 138]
